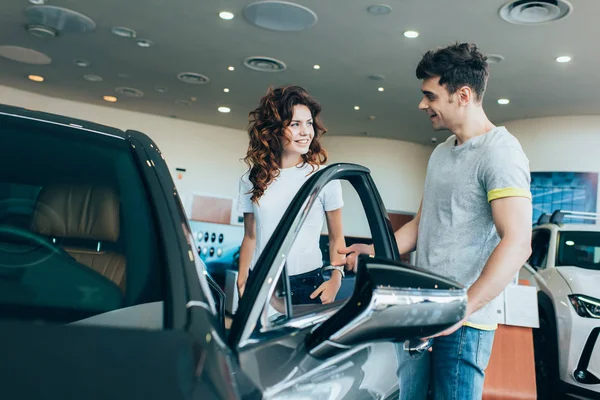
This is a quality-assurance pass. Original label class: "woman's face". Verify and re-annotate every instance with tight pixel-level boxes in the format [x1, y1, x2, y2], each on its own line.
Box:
[283, 104, 315, 157]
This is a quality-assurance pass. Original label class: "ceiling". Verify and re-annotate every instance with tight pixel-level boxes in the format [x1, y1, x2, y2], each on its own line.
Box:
[1, 0, 599, 145]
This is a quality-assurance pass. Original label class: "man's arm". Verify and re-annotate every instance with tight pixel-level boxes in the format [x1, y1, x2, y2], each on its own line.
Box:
[466, 196, 532, 317]
[429, 196, 532, 338]
[393, 200, 422, 254]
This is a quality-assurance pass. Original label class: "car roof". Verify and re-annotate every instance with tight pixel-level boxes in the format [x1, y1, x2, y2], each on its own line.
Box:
[0, 103, 126, 140]
[535, 223, 600, 232]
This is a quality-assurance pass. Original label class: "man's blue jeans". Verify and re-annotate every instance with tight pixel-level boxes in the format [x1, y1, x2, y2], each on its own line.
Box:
[396, 326, 495, 400]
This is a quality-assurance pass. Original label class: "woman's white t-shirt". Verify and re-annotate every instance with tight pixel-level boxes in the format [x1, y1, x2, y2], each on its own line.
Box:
[237, 163, 344, 276]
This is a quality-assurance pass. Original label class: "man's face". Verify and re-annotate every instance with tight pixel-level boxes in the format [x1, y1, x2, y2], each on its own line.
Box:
[418, 76, 461, 131]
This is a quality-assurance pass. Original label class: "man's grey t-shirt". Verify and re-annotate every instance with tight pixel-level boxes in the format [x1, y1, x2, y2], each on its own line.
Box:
[416, 126, 531, 329]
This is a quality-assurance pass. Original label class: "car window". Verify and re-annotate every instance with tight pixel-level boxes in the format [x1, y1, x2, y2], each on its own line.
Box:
[529, 229, 551, 269]
[0, 119, 164, 325]
[262, 180, 370, 327]
[556, 231, 600, 271]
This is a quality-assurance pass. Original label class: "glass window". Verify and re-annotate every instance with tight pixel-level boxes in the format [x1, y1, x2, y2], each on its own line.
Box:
[0, 119, 164, 324]
[263, 180, 369, 327]
[556, 231, 600, 271]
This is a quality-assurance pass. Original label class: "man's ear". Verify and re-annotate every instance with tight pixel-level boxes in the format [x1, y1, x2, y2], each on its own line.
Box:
[458, 85, 473, 106]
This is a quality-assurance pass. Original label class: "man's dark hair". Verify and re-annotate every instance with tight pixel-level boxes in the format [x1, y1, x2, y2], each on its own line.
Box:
[416, 42, 490, 101]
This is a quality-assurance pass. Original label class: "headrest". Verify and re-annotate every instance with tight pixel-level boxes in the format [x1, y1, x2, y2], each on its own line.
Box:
[32, 185, 120, 242]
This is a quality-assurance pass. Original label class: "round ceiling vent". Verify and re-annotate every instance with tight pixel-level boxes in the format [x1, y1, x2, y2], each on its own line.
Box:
[112, 26, 136, 38]
[26, 24, 57, 38]
[368, 74, 385, 81]
[486, 54, 505, 64]
[367, 5, 392, 15]
[177, 72, 209, 84]
[499, 0, 572, 25]
[115, 87, 144, 98]
[243, 1, 317, 32]
[24, 5, 96, 34]
[0, 46, 52, 64]
[244, 56, 287, 72]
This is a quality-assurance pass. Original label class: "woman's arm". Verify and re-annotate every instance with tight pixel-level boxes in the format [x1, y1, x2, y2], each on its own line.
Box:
[237, 213, 256, 298]
[310, 208, 345, 304]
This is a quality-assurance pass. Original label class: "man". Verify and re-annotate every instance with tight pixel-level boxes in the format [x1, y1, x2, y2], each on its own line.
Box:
[337, 43, 533, 399]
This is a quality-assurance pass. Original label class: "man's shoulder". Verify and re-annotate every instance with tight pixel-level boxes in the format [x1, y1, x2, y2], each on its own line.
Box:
[484, 126, 523, 150]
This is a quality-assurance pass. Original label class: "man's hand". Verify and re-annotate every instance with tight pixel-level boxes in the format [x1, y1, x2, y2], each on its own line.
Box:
[333, 243, 374, 272]
[310, 271, 342, 304]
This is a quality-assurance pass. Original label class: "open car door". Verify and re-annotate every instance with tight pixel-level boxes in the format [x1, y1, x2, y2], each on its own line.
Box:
[228, 163, 468, 400]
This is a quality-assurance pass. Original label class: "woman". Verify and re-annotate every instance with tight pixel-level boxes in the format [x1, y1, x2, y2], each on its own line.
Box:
[236, 85, 346, 305]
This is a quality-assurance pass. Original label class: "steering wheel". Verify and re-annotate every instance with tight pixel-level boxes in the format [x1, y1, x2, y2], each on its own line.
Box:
[0, 225, 72, 268]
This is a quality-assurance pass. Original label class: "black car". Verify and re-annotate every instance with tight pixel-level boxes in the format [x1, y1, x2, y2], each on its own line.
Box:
[0, 104, 467, 400]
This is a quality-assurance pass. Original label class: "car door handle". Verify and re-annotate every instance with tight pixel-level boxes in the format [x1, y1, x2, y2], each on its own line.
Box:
[403, 338, 433, 358]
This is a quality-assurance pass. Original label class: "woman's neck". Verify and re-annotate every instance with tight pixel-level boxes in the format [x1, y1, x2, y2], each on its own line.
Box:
[281, 153, 303, 169]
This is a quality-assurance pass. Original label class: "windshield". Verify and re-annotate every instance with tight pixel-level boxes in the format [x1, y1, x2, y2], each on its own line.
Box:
[556, 231, 600, 271]
[0, 117, 164, 324]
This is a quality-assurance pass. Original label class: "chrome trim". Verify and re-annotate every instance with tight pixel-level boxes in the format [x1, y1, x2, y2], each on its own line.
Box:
[0, 111, 125, 140]
[262, 307, 338, 333]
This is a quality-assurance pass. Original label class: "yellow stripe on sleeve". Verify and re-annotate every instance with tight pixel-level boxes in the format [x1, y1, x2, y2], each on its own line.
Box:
[487, 187, 532, 203]
[463, 322, 498, 331]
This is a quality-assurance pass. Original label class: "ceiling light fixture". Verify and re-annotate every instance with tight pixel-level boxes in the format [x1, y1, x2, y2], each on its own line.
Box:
[218, 106, 231, 113]
[29, 0, 45, 4]
[83, 74, 103, 82]
[313, 64, 320, 70]
[219, 11, 235, 20]
[28, 74, 44, 82]
[354, 106, 360, 111]
[497, 98, 510, 105]
[556, 55, 571, 63]
[223, 88, 230, 93]
[404, 30, 419, 38]
[103, 95, 117, 103]
[74, 59, 91, 67]
[136, 39, 153, 48]
[378, 87, 385, 92]
[228, 66, 235, 71]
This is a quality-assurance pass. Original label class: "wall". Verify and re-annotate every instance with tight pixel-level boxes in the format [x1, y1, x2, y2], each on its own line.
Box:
[504, 116, 600, 214]
[0, 85, 431, 236]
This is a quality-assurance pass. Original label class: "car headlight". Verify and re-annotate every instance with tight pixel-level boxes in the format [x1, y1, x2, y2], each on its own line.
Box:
[568, 295, 600, 318]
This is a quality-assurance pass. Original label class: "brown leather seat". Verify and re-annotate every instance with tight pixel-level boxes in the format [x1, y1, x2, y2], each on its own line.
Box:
[31, 185, 126, 292]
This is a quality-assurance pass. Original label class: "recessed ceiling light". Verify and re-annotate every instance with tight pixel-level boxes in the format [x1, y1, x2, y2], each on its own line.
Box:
[103, 96, 117, 103]
[155, 86, 168, 93]
[28, 74, 44, 82]
[404, 30, 419, 38]
[354, 106, 360, 111]
[29, 0, 45, 4]
[486, 54, 505, 64]
[228, 66, 235, 71]
[497, 98, 510, 105]
[313, 64, 320, 70]
[219, 11, 235, 20]
[223, 88, 230, 93]
[74, 59, 91, 68]
[566, 240, 575, 246]
[556, 56, 571, 63]
[378, 87, 385, 92]
[136, 39, 153, 48]
[83, 74, 103, 82]
[218, 106, 231, 113]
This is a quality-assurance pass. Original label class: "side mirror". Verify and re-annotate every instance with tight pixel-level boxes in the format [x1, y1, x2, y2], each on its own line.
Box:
[306, 255, 467, 359]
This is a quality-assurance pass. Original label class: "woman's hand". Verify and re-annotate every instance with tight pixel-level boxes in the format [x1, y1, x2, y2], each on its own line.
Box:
[310, 271, 342, 304]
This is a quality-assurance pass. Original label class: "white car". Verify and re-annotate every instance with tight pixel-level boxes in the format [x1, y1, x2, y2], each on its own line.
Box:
[520, 210, 600, 399]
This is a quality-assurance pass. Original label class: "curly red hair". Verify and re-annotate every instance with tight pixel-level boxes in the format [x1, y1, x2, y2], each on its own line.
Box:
[244, 85, 328, 203]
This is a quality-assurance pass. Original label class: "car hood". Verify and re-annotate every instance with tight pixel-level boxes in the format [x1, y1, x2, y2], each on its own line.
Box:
[556, 266, 600, 296]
